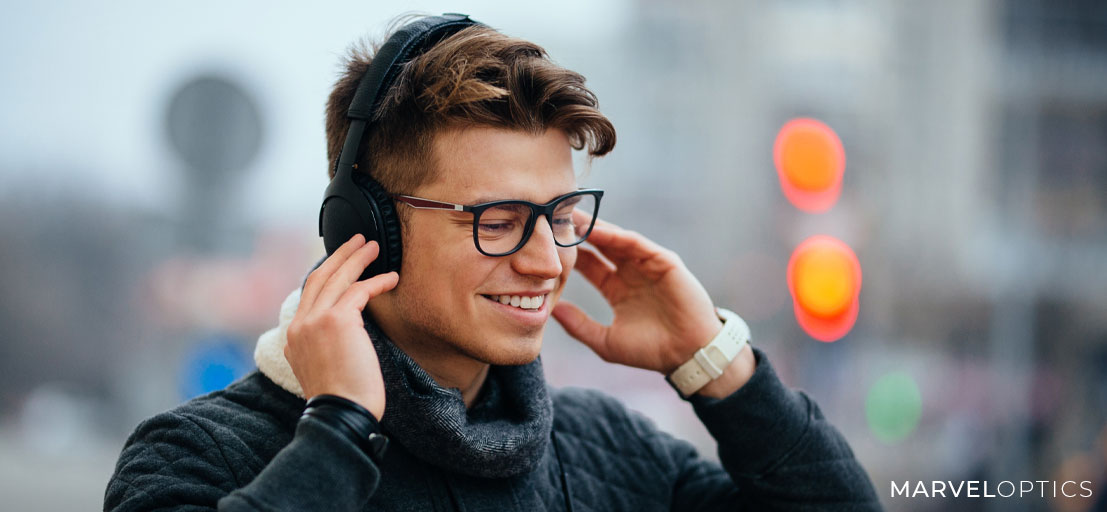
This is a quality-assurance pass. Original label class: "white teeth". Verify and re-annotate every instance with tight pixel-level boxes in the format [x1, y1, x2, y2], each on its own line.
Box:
[485, 294, 547, 311]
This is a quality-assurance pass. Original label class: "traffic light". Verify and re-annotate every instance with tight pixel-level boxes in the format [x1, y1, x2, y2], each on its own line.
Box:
[786, 231, 861, 342]
[773, 118, 844, 214]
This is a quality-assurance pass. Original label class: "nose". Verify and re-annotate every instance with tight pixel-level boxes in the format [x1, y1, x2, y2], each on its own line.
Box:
[510, 215, 564, 279]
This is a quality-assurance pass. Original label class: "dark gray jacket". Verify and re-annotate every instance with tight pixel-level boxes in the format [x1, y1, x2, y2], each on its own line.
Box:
[105, 348, 880, 511]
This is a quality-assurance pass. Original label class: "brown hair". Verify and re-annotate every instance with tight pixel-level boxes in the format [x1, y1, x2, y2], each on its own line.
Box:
[324, 19, 616, 195]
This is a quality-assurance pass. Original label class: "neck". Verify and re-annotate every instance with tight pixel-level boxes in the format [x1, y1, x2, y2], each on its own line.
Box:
[397, 338, 490, 408]
[434, 360, 489, 408]
[369, 306, 490, 408]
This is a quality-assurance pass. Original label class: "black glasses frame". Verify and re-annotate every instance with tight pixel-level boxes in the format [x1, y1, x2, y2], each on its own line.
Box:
[392, 189, 604, 257]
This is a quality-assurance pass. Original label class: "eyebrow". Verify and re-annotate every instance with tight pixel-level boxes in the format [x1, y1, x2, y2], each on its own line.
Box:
[469, 189, 581, 205]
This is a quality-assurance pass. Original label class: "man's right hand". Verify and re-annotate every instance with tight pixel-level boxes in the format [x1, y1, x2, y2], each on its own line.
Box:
[285, 234, 399, 421]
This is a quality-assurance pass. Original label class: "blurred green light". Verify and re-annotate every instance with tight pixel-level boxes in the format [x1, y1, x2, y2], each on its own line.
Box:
[865, 372, 922, 444]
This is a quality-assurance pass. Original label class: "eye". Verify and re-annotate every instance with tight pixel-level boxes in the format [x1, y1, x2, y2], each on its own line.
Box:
[478, 221, 514, 234]
[478, 203, 529, 237]
[551, 214, 574, 227]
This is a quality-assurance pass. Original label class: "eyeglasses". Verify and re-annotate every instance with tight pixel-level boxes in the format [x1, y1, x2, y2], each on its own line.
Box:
[392, 189, 604, 257]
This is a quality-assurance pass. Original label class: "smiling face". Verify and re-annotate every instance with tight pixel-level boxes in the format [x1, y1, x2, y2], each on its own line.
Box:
[367, 125, 578, 375]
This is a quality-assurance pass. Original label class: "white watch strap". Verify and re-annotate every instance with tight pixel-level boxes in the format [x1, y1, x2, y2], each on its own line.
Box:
[666, 308, 750, 397]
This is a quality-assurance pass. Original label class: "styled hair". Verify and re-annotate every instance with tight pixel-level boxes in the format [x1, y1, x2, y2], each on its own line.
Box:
[323, 19, 616, 195]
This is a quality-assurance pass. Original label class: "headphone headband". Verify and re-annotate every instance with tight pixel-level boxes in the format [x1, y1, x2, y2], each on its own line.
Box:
[346, 13, 477, 121]
[319, 13, 483, 281]
[337, 13, 481, 171]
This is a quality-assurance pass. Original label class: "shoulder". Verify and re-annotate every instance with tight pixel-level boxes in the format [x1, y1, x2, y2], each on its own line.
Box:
[550, 386, 665, 436]
[548, 387, 700, 506]
[550, 386, 690, 467]
[550, 386, 643, 430]
[108, 372, 302, 496]
[167, 370, 303, 439]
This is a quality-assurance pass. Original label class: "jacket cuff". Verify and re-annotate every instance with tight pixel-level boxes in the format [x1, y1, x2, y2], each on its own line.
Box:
[686, 347, 811, 477]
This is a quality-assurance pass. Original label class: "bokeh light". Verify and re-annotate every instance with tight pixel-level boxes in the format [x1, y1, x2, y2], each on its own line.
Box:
[773, 118, 845, 213]
[865, 371, 923, 444]
[787, 235, 862, 342]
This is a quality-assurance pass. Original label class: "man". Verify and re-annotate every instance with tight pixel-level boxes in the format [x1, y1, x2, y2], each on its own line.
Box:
[106, 14, 880, 511]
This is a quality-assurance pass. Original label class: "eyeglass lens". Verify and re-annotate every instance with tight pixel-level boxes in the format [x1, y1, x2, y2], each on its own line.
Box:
[476, 193, 598, 255]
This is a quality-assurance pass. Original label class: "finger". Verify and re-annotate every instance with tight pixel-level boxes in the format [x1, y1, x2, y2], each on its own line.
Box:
[551, 301, 611, 360]
[585, 224, 668, 266]
[313, 240, 381, 309]
[300, 234, 365, 312]
[572, 209, 624, 241]
[573, 247, 615, 292]
[572, 208, 623, 231]
[335, 271, 399, 312]
[571, 208, 594, 239]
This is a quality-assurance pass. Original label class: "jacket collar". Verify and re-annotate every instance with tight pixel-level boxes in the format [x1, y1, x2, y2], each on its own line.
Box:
[254, 288, 304, 397]
[254, 287, 554, 478]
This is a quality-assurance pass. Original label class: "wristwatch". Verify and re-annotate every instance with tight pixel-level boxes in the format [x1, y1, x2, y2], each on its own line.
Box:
[665, 308, 750, 398]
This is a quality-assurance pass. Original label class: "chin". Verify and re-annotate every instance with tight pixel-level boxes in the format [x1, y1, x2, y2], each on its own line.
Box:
[478, 334, 544, 366]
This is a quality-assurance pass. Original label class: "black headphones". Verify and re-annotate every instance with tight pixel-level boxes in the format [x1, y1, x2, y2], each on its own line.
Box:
[318, 13, 482, 282]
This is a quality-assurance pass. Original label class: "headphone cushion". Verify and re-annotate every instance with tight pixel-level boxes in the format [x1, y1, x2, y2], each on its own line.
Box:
[354, 173, 403, 278]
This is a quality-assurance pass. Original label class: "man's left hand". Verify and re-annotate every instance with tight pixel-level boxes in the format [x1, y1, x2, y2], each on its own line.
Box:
[552, 213, 729, 375]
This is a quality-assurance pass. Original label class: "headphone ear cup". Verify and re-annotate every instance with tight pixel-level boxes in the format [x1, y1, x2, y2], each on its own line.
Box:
[319, 173, 403, 282]
[320, 193, 377, 258]
[353, 173, 403, 280]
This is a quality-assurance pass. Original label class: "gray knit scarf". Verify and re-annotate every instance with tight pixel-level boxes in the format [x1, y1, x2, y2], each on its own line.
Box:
[364, 319, 554, 479]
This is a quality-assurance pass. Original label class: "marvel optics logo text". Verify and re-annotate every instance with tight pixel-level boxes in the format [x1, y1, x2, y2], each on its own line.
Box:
[891, 480, 1093, 499]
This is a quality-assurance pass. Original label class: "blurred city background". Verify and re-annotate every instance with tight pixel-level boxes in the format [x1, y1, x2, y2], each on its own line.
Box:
[2, 1, 1106, 510]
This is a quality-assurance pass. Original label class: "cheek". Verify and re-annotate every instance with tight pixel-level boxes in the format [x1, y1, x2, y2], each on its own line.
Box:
[441, 252, 500, 299]
[396, 224, 455, 295]
[558, 247, 577, 284]
[400, 217, 467, 273]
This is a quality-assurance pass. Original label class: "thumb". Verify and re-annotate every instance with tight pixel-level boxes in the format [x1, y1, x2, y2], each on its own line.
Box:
[552, 301, 610, 360]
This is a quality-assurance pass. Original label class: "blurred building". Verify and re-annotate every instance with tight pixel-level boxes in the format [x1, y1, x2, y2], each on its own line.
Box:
[557, 0, 1107, 510]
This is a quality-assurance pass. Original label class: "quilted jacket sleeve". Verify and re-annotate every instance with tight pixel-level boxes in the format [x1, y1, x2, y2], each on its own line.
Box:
[672, 347, 882, 511]
[104, 412, 381, 511]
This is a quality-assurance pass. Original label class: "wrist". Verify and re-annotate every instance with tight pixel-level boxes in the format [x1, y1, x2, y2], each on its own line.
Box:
[665, 308, 751, 398]
[301, 394, 389, 464]
[695, 344, 755, 398]
[306, 394, 382, 426]
[303, 385, 385, 421]
[662, 316, 725, 374]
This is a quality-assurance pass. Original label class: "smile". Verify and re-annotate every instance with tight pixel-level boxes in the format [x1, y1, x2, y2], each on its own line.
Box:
[481, 294, 547, 311]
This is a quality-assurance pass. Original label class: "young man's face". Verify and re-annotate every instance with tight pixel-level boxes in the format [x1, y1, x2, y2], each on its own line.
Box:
[371, 126, 579, 367]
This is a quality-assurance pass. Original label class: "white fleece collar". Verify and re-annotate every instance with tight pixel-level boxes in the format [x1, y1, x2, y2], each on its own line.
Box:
[254, 288, 304, 397]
